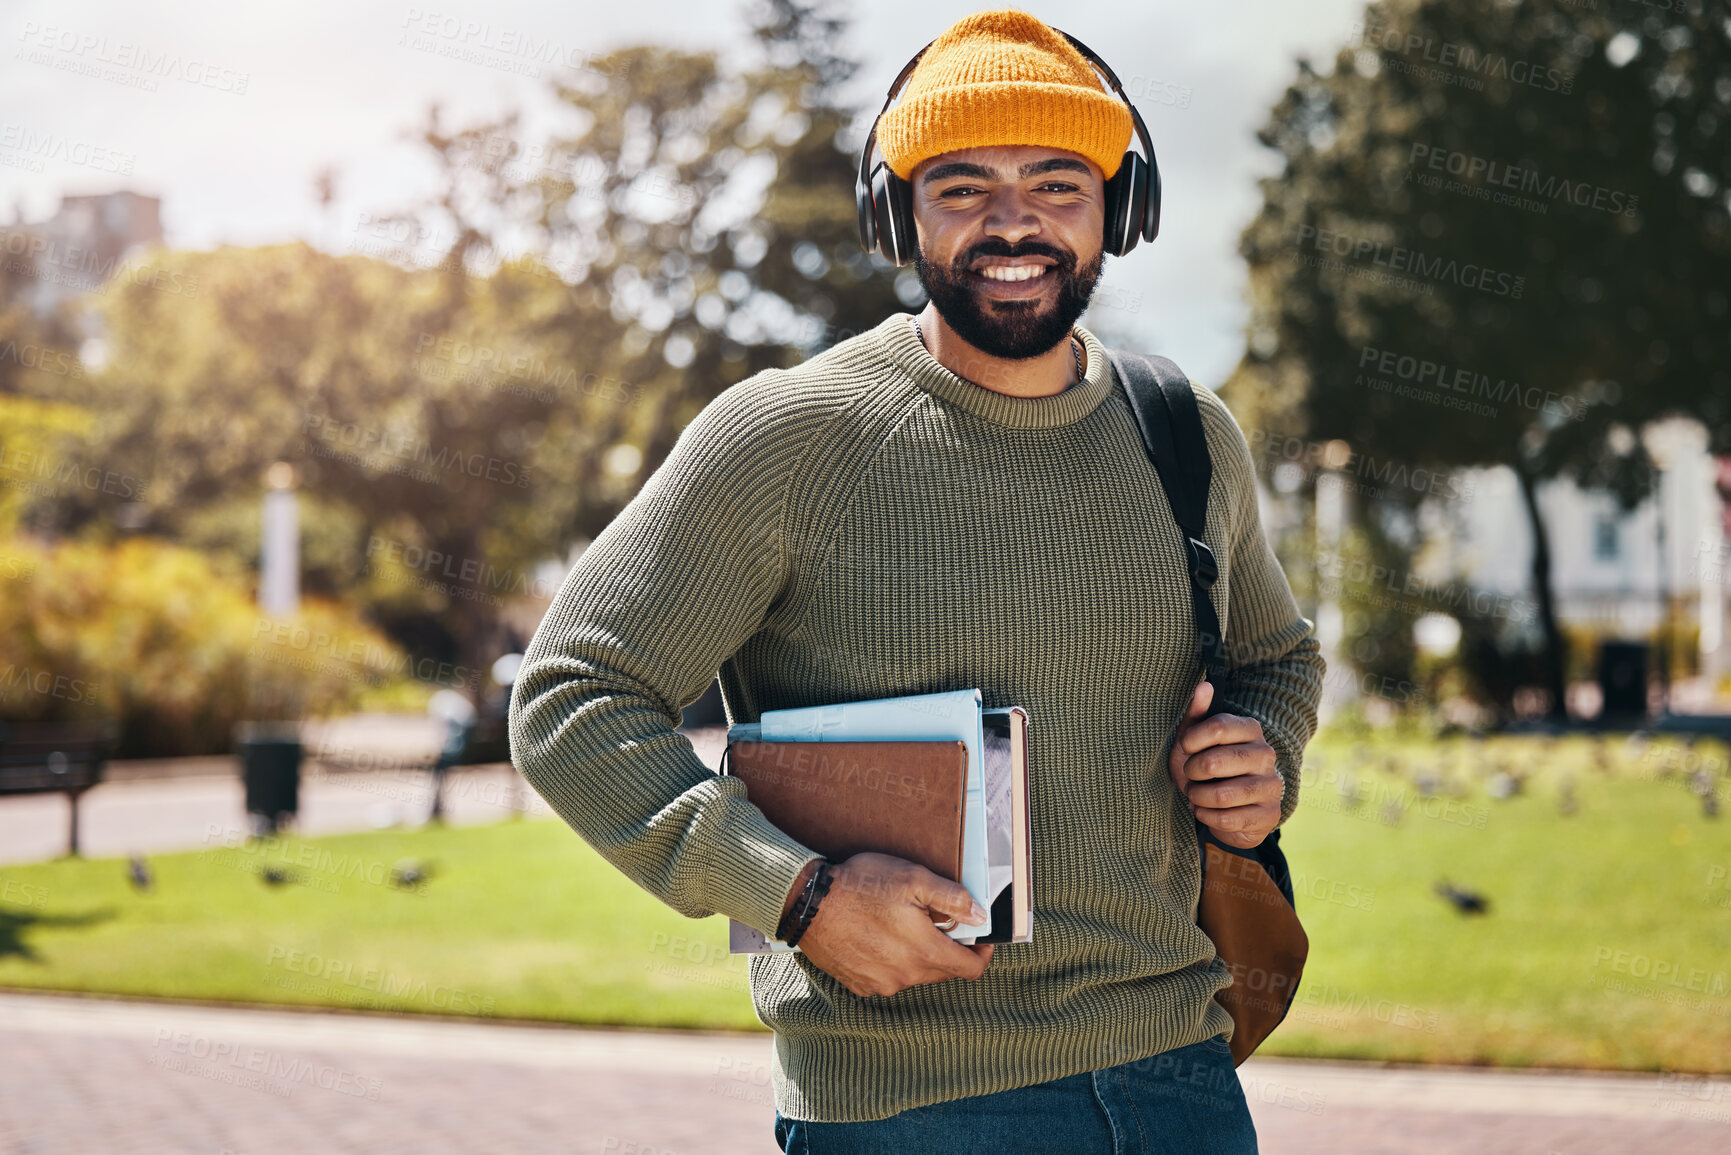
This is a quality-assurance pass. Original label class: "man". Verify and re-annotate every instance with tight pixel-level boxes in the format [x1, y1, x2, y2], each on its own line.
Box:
[509, 9, 1323, 1152]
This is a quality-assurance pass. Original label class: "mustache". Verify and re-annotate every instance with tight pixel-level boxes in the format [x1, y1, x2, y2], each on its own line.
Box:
[954, 240, 1076, 274]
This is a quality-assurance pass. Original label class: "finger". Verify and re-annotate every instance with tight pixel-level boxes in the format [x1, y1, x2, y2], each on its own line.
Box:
[1185, 774, 1281, 810]
[1193, 801, 1279, 838]
[1182, 742, 1277, 782]
[932, 937, 992, 980]
[917, 876, 989, 927]
[1179, 712, 1264, 757]
[1207, 827, 1271, 850]
[1169, 681, 1214, 781]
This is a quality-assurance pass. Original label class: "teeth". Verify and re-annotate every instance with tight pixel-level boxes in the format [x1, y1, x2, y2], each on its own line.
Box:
[979, 265, 1047, 282]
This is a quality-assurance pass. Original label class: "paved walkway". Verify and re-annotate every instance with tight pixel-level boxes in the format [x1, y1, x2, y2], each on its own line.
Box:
[0, 716, 731, 865]
[1, 991, 1726, 1154]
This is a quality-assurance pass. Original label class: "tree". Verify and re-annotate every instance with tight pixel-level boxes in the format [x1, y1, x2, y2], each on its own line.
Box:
[46, 0, 903, 705]
[384, 0, 903, 543]
[1225, 0, 1731, 718]
[65, 242, 597, 691]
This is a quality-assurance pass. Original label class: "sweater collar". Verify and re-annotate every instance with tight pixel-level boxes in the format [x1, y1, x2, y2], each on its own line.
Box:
[877, 312, 1116, 430]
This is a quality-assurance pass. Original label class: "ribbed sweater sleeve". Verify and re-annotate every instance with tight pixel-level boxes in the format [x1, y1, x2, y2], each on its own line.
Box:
[506, 374, 822, 939]
[1197, 386, 1325, 825]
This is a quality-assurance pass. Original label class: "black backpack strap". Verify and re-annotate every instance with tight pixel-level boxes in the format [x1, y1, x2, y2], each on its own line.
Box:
[1107, 348, 1296, 901]
[1106, 349, 1227, 685]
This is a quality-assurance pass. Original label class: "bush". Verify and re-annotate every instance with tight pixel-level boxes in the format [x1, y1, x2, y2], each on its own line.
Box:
[0, 534, 427, 757]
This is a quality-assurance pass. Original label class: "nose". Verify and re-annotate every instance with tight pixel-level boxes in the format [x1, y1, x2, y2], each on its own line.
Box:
[981, 189, 1044, 247]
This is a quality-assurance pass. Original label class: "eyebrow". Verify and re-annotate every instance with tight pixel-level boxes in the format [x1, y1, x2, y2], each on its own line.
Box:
[919, 157, 1092, 185]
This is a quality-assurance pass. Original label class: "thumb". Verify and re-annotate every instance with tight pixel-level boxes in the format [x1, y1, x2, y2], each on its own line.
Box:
[921, 876, 988, 925]
[1169, 680, 1213, 800]
[1180, 680, 1214, 731]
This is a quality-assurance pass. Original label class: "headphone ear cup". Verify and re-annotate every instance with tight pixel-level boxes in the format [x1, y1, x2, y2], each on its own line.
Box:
[1101, 151, 1147, 257]
[856, 170, 879, 255]
[872, 166, 918, 266]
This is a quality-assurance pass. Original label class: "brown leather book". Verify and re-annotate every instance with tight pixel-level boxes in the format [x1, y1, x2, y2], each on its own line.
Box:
[723, 739, 969, 883]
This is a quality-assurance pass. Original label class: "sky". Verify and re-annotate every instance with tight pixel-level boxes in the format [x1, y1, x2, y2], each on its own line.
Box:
[1, 0, 1371, 387]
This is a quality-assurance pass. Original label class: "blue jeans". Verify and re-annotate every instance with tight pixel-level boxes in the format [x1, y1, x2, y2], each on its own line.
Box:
[773, 1035, 1257, 1154]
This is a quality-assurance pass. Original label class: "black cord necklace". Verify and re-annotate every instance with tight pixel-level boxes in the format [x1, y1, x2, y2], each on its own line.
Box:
[914, 317, 1086, 386]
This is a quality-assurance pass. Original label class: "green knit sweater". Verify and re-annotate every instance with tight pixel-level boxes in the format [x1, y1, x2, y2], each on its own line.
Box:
[508, 311, 1323, 1123]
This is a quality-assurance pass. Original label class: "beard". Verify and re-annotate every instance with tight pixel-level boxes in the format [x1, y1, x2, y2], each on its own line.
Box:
[914, 238, 1105, 360]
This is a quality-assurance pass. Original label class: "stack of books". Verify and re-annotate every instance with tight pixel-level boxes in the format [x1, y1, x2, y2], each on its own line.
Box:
[722, 688, 1032, 954]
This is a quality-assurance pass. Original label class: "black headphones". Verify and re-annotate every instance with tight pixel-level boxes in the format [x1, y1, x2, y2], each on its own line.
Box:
[855, 28, 1162, 267]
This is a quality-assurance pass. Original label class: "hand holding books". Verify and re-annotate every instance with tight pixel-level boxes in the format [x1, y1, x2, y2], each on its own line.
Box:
[725, 689, 1032, 956]
[784, 851, 993, 999]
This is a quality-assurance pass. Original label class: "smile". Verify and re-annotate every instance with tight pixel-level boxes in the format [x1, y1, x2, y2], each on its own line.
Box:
[976, 265, 1049, 282]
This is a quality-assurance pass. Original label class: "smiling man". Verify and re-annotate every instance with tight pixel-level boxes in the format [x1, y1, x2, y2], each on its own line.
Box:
[510, 9, 1321, 1154]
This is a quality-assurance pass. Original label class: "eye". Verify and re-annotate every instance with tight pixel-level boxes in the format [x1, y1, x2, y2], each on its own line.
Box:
[938, 186, 982, 198]
[1039, 182, 1081, 193]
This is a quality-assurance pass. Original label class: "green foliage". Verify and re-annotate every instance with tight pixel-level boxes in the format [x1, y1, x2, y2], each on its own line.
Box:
[1226, 0, 1731, 717]
[1230, 0, 1730, 461]
[0, 534, 424, 756]
[25, 2, 899, 712]
[0, 395, 97, 537]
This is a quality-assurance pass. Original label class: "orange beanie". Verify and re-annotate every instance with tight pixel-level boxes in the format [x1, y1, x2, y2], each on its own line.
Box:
[877, 9, 1133, 182]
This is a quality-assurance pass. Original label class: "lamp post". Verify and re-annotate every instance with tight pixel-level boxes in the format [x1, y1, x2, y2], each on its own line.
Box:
[1315, 439, 1353, 722]
[241, 461, 303, 835]
[260, 461, 299, 617]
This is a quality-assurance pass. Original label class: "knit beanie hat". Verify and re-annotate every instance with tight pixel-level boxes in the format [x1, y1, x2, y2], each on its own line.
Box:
[877, 9, 1134, 182]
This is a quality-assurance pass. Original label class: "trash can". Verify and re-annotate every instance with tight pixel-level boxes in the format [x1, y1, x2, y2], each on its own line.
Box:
[1597, 641, 1649, 723]
[236, 721, 302, 834]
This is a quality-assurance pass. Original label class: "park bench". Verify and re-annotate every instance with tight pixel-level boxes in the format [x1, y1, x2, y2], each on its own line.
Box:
[0, 719, 121, 856]
[305, 710, 512, 823]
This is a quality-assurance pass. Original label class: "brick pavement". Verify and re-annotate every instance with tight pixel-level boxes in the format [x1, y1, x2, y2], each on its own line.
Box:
[2, 992, 1727, 1154]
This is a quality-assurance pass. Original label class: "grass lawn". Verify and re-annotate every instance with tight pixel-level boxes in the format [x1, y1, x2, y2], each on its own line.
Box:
[1, 731, 1726, 1072]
